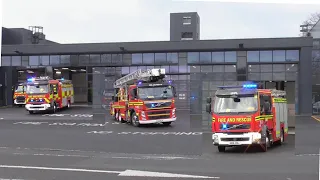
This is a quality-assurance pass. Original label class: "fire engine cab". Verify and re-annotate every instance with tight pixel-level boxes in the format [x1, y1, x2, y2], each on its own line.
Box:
[205, 83, 288, 152]
[13, 82, 27, 107]
[110, 68, 177, 127]
[25, 76, 74, 114]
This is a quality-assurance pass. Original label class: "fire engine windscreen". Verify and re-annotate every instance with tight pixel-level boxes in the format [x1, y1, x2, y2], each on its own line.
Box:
[15, 86, 25, 93]
[138, 86, 173, 100]
[26, 84, 49, 94]
[213, 94, 258, 113]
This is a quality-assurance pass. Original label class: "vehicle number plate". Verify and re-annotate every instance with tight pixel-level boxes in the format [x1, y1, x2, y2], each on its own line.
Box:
[229, 141, 240, 145]
[156, 120, 163, 123]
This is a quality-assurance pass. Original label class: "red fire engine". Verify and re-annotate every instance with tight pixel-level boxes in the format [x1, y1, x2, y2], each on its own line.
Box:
[13, 82, 27, 107]
[25, 76, 74, 114]
[205, 83, 288, 152]
[110, 68, 177, 127]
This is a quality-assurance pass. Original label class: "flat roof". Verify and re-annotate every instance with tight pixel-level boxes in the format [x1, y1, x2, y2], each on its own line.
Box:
[1, 37, 313, 56]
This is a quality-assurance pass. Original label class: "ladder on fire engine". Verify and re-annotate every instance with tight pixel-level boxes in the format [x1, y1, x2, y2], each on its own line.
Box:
[114, 68, 166, 88]
[270, 89, 286, 98]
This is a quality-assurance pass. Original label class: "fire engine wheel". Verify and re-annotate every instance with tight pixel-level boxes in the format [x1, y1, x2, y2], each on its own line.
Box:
[115, 111, 119, 121]
[262, 133, 271, 152]
[51, 103, 57, 114]
[131, 112, 140, 127]
[218, 146, 226, 152]
[67, 101, 71, 108]
[163, 122, 171, 126]
[117, 112, 125, 123]
[28, 111, 34, 114]
[275, 129, 285, 146]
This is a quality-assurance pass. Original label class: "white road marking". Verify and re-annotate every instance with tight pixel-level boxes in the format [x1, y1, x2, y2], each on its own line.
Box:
[42, 114, 93, 117]
[118, 170, 219, 178]
[0, 165, 219, 179]
[319, 149, 320, 180]
[0, 118, 3, 120]
[12, 122, 109, 127]
[0, 179, 26, 180]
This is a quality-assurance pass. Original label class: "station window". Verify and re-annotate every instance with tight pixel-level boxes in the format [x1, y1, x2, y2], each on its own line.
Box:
[183, 16, 192, 25]
[132, 54, 143, 64]
[155, 53, 166, 64]
[187, 52, 199, 63]
[11, 56, 21, 66]
[112, 54, 123, 64]
[60, 55, 71, 65]
[101, 54, 112, 64]
[259, 51, 272, 62]
[40, 56, 49, 66]
[286, 50, 299, 62]
[143, 53, 154, 64]
[225, 51, 237, 63]
[273, 50, 286, 62]
[1, 56, 11, 66]
[212, 52, 224, 63]
[212, 65, 224, 72]
[167, 53, 178, 64]
[247, 51, 259, 62]
[29, 56, 39, 66]
[199, 52, 211, 63]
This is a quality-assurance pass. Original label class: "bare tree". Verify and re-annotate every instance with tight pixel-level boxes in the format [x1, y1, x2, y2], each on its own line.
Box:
[300, 12, 320, 36]
[302, 12, 320, 26]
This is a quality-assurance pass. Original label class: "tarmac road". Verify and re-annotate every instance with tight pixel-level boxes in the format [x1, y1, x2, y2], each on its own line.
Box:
[0, 106, 318, 180]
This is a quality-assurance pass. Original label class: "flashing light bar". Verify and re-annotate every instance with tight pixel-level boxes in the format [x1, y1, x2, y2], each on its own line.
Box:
[242, 84, 257, 88]
[218, 83, 258, 89]
[27, 78, 35, 82]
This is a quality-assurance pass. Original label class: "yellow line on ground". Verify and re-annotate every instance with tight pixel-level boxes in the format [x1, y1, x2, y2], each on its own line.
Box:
[311, 116, 320, 122]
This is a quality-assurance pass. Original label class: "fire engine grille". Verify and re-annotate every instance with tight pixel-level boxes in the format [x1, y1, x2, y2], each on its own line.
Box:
[148, 115, 171, 120]
[147, 110, 171, 115]
[16, 96, 25, 103]
[220, 137, 250, 141]
[145, 102, 172, 108]
[220, 124, 250, 130]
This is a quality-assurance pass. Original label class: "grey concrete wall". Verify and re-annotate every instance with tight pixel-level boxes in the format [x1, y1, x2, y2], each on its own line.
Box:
[170, 12, 200, 41]
[2, 37, 312, 55]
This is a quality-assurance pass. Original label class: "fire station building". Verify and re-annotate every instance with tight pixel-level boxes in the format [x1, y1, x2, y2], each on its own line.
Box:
[0, 12, 314, 125]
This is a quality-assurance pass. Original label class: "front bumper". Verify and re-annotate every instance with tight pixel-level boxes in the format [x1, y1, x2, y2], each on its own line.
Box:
[25, 104, 51, 111]
[14, 99, 26, 105]
[139, 117, 177, 124]
[212, 132, 262, 146]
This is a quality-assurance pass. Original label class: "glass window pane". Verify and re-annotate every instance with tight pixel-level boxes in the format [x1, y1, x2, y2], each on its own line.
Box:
[286, 50, 299, 62]
[79, 55, 89, 65]
[29, 56, 39, 66]
[190, 65, 200, 72]
[101, 54, 112, 64]
[112, 54, 122, 64]
[171, 75, 179, 80]
[273, 50, 286, 62]
[169, 66, 179, 73]
[1, 56, 11, 66]
[286, 72, 297, 81]
[225, 51, 236, 62]
[143, 53, 154, 64]
[210, 81, 224, 90]
[224, 65, 236, 72]
[121, 67, 129, 75]
[40, 56, 49, 66]
[286, 64, 298, 72]
[248, 73, 260, 80]
[21, 56, 29, 66]
[312, 50, 320, 61]
[161, 66, 170, 73]
[260, 51, 272, 62]
[200, 65, 212, 72]
[132, 54, 143, 64]
[260, 73, 272, 80]
[129, 66, 138, 73]
[89, 54, 100, 64]
[248, 65, 260, 72]
[179, 65, 189, 73]
[138, 66, 147, 70]
[312, 62, 320, 74]
[178, 75, 188, 80]
[60, 55, 70, 65]
[212, 65, 224, 72]
[260, 64, 273, 72]
[11, 56, 21, 66]
[187, 52, 199, 63]
[224, 73, 237, 80]
[247, 51, 259, 62]
[273, 72, 285, 81]
[155, 53, 166, 64]
[237, 56, 246, 74]
[167, 53, 178, 64]
[200, 52, 211, 63]
[272, 64, 286, 72]
[212, 52, 224, 63]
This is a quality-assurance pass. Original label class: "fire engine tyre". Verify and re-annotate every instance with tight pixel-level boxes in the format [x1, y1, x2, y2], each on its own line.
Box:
[218, 146, 226, 152]
[131, 112, 140, 127]
[275, 129, 285, 146]
[28, 111, 34, 114]
[118, 112, 125, 123]
[67, 101, 71, 108]
[51, 103, 57, 114]
[115, 111, 119, 121]
[262, 133, 271, 152]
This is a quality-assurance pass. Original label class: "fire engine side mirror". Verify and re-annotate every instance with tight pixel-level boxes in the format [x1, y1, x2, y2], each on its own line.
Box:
[206, 104, 211, 113]
[206, 97, 212, 104]
[111, 96, 114, 101]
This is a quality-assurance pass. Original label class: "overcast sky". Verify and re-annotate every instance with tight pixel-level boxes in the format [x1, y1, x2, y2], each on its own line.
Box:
[2, 0, 320, 44]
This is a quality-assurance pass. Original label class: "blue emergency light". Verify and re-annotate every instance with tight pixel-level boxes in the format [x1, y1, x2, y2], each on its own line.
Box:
[60, 78, 65, 81]
[242, 83, 257, 88]
[138, 81, 142, 85]
[27, 78, 35, 82]
[168, 80, 172, 84]
[222, 124, 228, 130]
[151, 104, 155, 108]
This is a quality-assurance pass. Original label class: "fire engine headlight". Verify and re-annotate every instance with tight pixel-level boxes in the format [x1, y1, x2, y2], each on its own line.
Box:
[212, 135, 219, 142]
[30, 99, 34, 102]
[141, 111, 145, 117]
[252, 133, 261, 141]
[172, 108, 176, 114]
